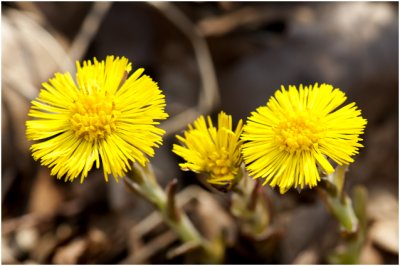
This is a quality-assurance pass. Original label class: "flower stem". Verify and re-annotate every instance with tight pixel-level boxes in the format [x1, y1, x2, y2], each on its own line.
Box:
[318, 165, 359, 233]
[327, 186, 368, 264]
[318, 165, 369, 263]
[124, 162, 223, 263]
[230, 165, 271, 236]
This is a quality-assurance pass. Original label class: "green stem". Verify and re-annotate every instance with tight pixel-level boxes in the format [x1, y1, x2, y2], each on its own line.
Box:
[327, 186, 368, 264]
[318, 165, 359, 233]
[230, 165, 270, 237]
[124, 162, 223, 263]
[321, 191, 359, 233]
[139, 178, 202, 243]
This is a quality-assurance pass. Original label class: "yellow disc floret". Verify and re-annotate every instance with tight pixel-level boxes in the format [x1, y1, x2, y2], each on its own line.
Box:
[70, 91, 120, 141]
[205, 147, 231, 177]
[274, 113, 322, 153]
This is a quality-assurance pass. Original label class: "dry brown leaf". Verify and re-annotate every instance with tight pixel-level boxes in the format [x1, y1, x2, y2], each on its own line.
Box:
[292, 248, 319, 264]
[52, 237, 87, 264]
[14, 227, 39, 253]
[359, 240, 384, 264]
[367, 188, 398, 222]
[28, 168, 65, 216]
[369, 219, 398, 254]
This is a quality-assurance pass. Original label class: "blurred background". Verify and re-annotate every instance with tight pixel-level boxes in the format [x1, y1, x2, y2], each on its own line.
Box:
[1, 2, 398, 264]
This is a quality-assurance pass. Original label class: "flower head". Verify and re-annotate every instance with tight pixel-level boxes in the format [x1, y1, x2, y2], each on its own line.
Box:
[173, 111, 243, 191]
[26, 56, 168, 182]
[241, 83, 367, 194]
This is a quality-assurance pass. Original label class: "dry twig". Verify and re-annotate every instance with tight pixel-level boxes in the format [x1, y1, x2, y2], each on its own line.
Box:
[148, 2, 220, 135]
[68, 2, 113, 61]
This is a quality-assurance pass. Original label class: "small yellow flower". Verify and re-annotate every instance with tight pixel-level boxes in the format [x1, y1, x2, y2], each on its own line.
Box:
[173, 111, 243, 190]
[26, 56, 168, 182]
[241, 83, 367, 194]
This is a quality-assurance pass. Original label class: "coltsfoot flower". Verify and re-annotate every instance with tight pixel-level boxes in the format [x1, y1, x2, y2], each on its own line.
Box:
[241, 83, 367, 194]
[26, 56, 168, 182]
[173, 111, 243, 191]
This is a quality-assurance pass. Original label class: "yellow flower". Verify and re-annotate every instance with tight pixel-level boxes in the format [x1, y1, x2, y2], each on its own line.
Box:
[172, 111, 243, 190]
[26, 56, 168, 182]
[241, 83, 367, 194]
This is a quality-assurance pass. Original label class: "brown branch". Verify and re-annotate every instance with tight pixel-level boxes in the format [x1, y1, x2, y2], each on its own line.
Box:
[148, 2, 220, 135]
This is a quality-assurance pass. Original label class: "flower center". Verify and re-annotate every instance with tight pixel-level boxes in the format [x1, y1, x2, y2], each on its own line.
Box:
[274, 113, 322, 153]
[70, 91, 119, 142]
[206, 147, 232, 177]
